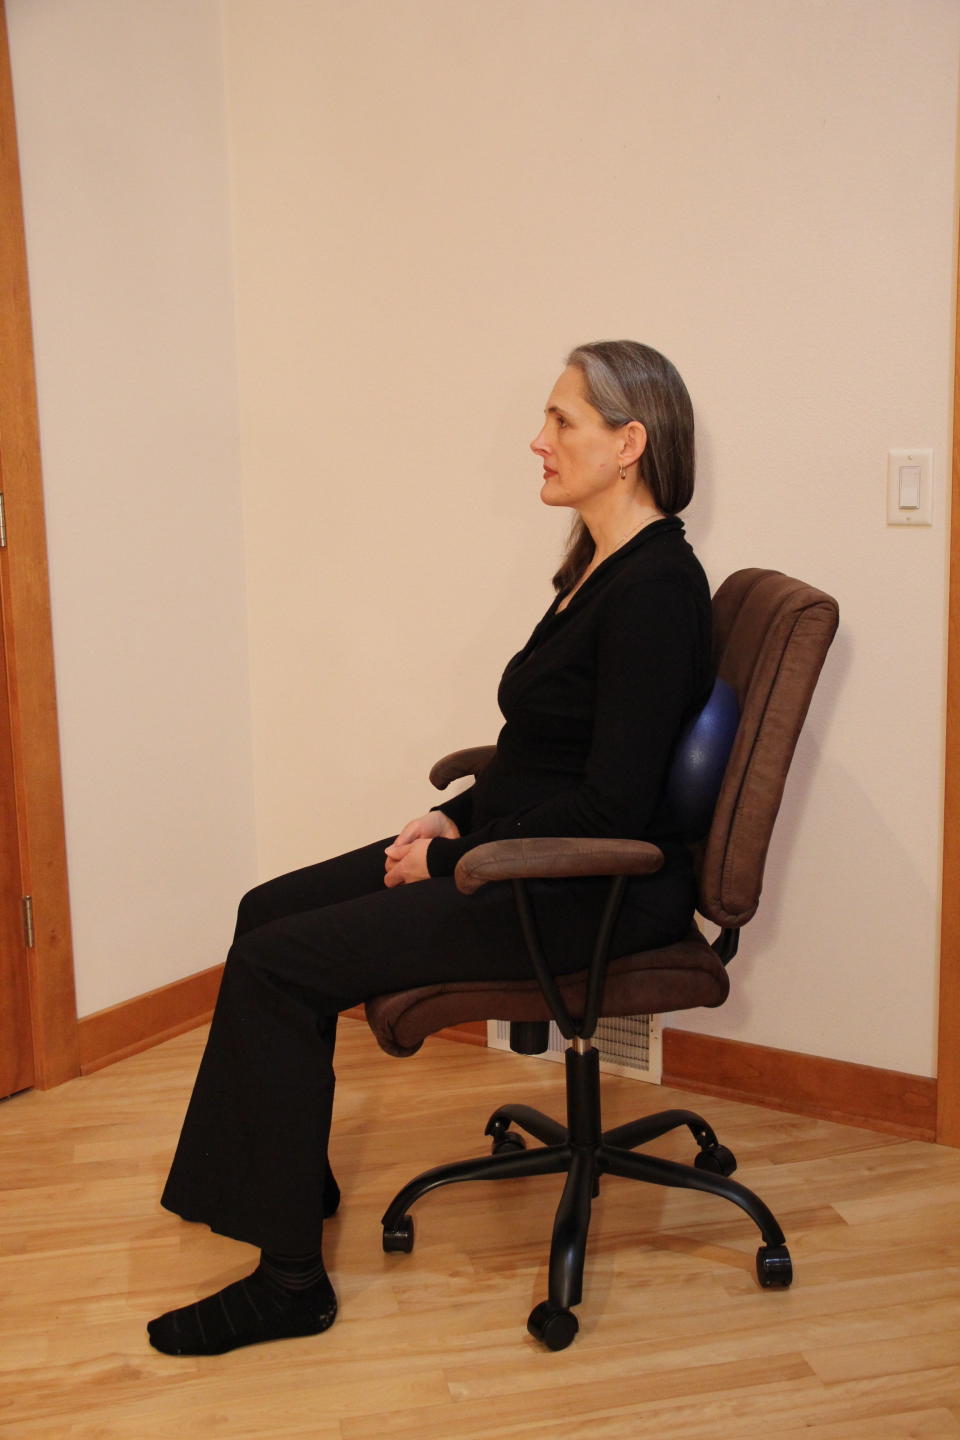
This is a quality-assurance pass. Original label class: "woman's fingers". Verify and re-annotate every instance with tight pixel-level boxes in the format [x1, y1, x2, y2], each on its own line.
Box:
[394, 812, 453, 847]
[383, 837, 430, 887]
[384, 855, 410, 887]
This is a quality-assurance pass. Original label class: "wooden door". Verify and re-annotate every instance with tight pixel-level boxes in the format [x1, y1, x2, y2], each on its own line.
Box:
[0, 0, 78, 1091]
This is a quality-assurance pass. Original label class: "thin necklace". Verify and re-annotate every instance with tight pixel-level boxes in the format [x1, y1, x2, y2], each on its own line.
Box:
[600, 510, 664, 561]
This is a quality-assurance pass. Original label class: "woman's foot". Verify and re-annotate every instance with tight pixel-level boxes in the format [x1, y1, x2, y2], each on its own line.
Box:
[147, 1252, 337, 1356]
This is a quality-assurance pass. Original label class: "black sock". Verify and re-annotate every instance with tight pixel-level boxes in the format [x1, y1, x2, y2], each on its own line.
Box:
[147, 1246, 337, 1356]
[259, 1250, 331, 1291]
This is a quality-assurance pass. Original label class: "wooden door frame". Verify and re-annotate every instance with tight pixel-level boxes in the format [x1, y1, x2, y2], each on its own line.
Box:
[0, 1, 78, 1089]
[936, 208, 960, 1146]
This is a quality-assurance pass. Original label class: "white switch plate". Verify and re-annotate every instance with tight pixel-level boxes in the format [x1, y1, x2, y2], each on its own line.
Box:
[887, 449, 933, 525]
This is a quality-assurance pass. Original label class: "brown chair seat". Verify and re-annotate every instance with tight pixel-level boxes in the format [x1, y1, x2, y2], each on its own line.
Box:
[366, 924, 728, 1058]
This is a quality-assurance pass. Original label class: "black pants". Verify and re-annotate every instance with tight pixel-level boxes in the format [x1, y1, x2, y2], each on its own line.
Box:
[160, 836, 696, 1254]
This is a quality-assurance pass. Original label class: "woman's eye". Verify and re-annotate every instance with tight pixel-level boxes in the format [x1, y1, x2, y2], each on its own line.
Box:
[556, 415, 567, 428]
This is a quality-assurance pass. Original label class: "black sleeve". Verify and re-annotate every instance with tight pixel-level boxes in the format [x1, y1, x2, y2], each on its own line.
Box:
[426, 580, 701, 878]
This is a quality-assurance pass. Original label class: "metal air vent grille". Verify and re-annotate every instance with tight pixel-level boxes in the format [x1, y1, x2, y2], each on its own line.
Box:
[488, 1013, 661, 1083]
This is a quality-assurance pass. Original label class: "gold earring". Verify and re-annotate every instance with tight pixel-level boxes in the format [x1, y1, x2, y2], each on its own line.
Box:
[618, 464, 626, 482]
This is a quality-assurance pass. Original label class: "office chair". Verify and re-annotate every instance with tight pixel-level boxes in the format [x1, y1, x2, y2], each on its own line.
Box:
[365, 568, 839, 1349]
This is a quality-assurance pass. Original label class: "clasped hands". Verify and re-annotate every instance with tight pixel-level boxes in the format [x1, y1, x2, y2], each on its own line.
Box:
[383, 809, 460, 887]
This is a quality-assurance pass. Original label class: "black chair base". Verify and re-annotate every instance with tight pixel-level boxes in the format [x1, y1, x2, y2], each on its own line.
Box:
[381, 1045, 792, 1349]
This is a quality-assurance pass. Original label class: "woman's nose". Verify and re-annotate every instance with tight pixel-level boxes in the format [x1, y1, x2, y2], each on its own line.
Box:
[530, 427, 548, 456]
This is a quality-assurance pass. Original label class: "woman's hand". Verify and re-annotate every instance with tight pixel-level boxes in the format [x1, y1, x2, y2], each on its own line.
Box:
[383, 837, 433, 887]
[384, 811, 459, 887]
[392, 810, 460, 847]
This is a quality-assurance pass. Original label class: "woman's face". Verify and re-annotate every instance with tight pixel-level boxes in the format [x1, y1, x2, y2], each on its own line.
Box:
[530, 366, 625, 512]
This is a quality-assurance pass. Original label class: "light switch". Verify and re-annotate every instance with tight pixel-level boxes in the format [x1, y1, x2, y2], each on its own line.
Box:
[898, 465, 921, 508]
[887, 450, 933, 525]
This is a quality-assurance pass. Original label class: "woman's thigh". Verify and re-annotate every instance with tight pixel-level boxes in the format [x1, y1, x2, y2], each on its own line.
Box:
[228, 871, 678, 1017]
[234, 836, 395, 937]
[231, 876, 530, 1015]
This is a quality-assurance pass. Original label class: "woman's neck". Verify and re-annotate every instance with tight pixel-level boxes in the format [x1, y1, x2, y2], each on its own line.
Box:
[556, 501, 666, 613]
[583, 499, 665, 567]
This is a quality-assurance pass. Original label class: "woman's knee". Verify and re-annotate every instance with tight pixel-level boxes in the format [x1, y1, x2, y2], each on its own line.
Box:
[223, 931, 289, 1001]
[234, 878, 287, 938]
[225, 928, 349, 1022]
[234, 888, 260, 938]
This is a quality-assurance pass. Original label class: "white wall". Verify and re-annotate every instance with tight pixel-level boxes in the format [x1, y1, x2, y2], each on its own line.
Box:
[222, 0, 958, 1077]
[7, 0, 257, 1016]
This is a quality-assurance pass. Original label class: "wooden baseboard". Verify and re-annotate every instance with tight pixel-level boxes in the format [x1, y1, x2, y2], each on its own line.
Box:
[78, 963, 226, 1074]
[662, 1028, 938, 1141]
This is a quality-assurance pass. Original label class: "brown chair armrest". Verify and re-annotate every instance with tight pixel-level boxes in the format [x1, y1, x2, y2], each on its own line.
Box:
[429, 745, 497, 789]
[454, 837, 665, 895]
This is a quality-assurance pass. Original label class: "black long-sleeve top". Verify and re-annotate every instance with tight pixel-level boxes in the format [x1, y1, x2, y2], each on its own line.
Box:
[425, 517, 713, 878]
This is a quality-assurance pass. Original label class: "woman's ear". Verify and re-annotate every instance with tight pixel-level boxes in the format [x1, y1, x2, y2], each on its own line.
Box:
[618, 421, 647, 467]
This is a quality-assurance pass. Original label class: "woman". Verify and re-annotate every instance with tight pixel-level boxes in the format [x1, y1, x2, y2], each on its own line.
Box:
[148, 340, 713, 1356]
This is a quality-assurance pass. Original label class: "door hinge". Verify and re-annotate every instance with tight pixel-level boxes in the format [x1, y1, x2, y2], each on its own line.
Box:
[22, 896, 34, 949]
[0, 493, 6, 549]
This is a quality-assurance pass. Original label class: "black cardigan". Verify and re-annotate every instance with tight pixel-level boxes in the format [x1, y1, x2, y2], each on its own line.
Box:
[426, 517, 713, 879]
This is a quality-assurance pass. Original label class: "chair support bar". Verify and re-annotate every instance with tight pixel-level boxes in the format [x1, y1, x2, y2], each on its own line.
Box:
[583, 875, 628, 1037]
[510, 875, 627, 1041]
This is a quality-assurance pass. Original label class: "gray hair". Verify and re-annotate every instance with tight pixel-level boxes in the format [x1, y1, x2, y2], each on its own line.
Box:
[565, 340, 695, 514]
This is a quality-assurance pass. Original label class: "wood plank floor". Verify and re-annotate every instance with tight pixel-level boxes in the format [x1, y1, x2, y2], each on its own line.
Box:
[1, 1018, 958, 1439]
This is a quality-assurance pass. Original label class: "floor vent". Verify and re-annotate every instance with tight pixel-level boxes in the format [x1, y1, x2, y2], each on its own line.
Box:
[488, 1013, 662, 1084]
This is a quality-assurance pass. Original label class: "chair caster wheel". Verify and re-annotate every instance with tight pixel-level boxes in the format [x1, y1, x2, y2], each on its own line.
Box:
[382, 1216, 415, 1254]
[756, 1243, 793, 1287]
[527, 1300, 579, 1351]
[491, 1131, 526, 1157]
[695, 1144, 737, 1177]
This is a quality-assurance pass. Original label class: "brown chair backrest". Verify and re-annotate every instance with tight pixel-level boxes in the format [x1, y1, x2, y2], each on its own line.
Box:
[698, 568, 839, 929]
